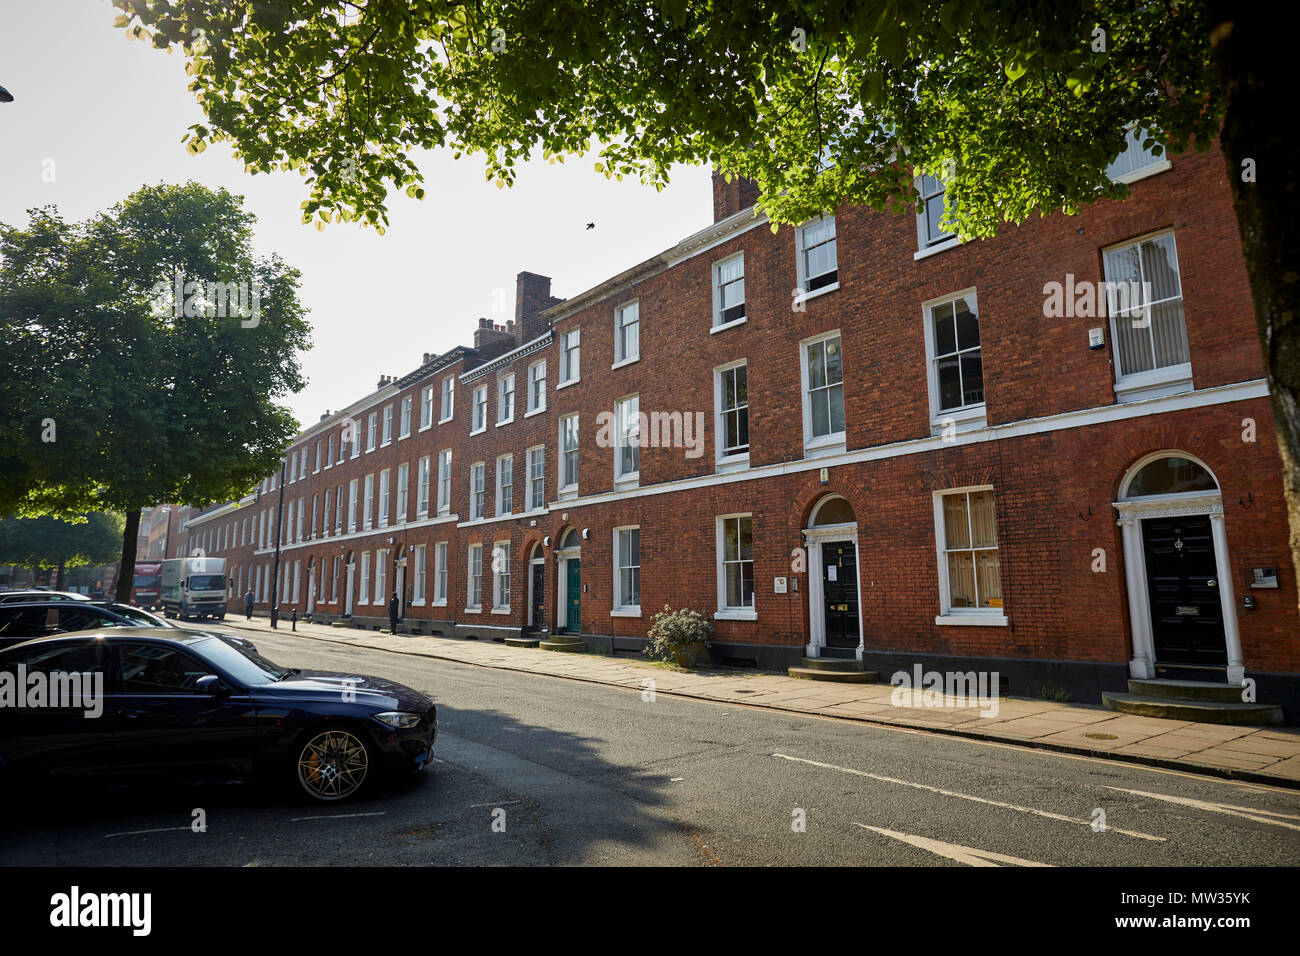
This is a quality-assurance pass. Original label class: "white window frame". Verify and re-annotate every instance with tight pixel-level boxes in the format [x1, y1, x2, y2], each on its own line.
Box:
[526, 359, 547, 416]
[1103, 228, 1193, 402]
[363, 473, 374, 530]
[1107, 126, 1171, 184]
[326, 434, 335, 469]
[399, 395, 412, 438]
[466, 543, 483, 612]
[396, 462, 409, 523]
[613, 300, 640, 367]
[437, 449, 452, 515]
[922, 288, 986, 435]
[412, 544, 427, 605]
[377, 468, 390, 529]
[714, 359, 750, 472]
[526, 445, 546, 513]
[366, 412, 377, 452]
[795, 215, 838, 301]
[382, 404, 393, 445]
[420, 385, 434, 431]
[497, 373, 515, 425]
[439, 375, 455, 423]
[799, 330, 845, 454]
[611, 525, 641, 616]
[417, 455, 431, 517]
[915, 172, 960, 257]
[347, 478, 358, 533]
[932, 485, 1008, 626]
[712, 252, 747, 330]
[559, 413, 579, 497]
[492, 540, 511, 612]
[433, 541, 448, 606]
[314, 440, 322, 473]
[715, 513, 757, 620]
[496, 454, 513, 516]
[374, 548, 387, 607]
[615, 394, 640, 485]
[358, 551, 371, 605]
[471, 384, 488, 435]
[559, 328, 581, 386]
[470, 461, 486, 520]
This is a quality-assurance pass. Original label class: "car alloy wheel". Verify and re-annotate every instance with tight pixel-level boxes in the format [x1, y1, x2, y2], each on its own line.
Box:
[297, 728, 370, 801]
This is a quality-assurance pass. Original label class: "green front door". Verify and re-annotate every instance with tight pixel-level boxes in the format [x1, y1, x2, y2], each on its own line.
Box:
[565, 559, 581, 632]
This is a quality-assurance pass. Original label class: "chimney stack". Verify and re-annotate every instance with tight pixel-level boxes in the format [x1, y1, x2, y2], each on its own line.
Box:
[474, 316, 516, 357]
[711, 170, 761, 222]
[515, 272, 564, 345]
[320, 410, 331, 421]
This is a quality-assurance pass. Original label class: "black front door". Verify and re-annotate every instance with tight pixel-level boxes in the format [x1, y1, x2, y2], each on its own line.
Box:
[821, 541, 860, 648]
[1141, 516, 1228, 669]
[530, 562, 545, 631]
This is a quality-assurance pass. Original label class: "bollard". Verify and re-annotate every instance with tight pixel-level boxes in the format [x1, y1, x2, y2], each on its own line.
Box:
[292, 608, 297, 632]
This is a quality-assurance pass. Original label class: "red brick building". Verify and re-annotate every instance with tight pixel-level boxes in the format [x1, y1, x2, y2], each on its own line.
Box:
[182, 138, 1298, 716]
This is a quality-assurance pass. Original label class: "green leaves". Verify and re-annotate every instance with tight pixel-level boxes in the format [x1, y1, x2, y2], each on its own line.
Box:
[107, 0, 1220, 235]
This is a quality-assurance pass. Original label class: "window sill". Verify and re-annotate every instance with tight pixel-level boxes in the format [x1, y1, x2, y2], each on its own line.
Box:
[716, 453, 750, 474]
[380, 440, 392, 448]
[610, 608, 641, 618]
[914, 237, 962, 261]
[931, 403, 987, 435]
[496, 418, 514, 427]
[418, 424, 432, 433]
[438, 415, 454, 426]
[711, 316, 748, 335]
[795, 281, 839, 306]
[1114, 364, 1193, 403]
[558, 486, 578, 500]
[1110, 159, 1172, 185]
[803, 435, 846, 459]
[411, 599, 426, 607]
[935, 613, 1008, 627]
[399, 432, 410, 441]
[525, 406, 546, 419]
[556, 378, 580, 391]
[714, 609, 758, 621]
[433, 600, 447, 608]
[491, 607, 511, 615]
[611, 356, 640, 371]
[614, 473, 639, 489]
[464, 607, 482, 615]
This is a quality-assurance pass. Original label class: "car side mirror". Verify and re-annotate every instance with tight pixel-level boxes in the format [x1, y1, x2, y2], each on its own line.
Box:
[195, 674, 230, 698]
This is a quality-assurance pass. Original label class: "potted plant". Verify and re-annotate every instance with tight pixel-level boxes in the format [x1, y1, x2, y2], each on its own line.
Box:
[644, 604, 714, 667]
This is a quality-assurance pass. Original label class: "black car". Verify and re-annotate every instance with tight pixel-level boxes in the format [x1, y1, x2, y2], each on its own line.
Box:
[0, 601, 258, 653]
[0, 589, 91, 605]
[0, 629, 436, 802]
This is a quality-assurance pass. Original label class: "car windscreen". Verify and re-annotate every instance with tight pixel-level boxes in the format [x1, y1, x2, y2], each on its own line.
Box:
[189, 636, 293, 685]
[105, 604, 166, 626]
[187, 575, 226, 591]
[133, 575, 161, 588]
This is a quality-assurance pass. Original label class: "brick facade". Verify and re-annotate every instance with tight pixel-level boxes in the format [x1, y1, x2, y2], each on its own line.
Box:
[182, 143, 1298, 715]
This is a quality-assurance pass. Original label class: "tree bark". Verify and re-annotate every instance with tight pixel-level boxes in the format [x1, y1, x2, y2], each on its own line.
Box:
[116, 509, 140, 603]
[55, 560, 65, 590]
[1209, 2, 1300, 616]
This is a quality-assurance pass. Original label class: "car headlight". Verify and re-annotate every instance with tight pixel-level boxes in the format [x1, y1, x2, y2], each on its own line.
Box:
[373, 712, 422, 729]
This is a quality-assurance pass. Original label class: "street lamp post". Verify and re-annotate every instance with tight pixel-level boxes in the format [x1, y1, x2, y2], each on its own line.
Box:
[269, 458, 287, 629]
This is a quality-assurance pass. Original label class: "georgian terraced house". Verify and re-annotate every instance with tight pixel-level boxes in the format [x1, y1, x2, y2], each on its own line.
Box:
[181, 135, 1299, 719]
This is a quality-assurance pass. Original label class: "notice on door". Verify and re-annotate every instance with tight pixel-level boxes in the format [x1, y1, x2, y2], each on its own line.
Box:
[827, 566, 837, 582]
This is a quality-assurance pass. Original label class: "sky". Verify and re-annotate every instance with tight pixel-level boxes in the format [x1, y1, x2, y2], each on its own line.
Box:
[0, 0, 714, 428]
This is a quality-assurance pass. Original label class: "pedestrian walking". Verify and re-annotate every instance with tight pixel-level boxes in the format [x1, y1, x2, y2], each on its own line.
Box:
[388, 591, 401, 634]
[244, 587, 254, 620]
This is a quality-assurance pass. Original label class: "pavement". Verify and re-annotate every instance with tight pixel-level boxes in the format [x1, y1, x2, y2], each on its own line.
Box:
[224, 614, 1300, 789]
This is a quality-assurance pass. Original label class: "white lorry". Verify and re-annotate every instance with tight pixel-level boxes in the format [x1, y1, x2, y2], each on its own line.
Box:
[160, 557, 228, 621]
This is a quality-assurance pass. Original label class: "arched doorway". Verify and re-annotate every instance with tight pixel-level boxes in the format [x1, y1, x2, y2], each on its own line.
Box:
[1113, 452, 1243, 683]
[804, 495, 863, 659]
[555, 527, 581, 633]
[527, 542, 547, 632]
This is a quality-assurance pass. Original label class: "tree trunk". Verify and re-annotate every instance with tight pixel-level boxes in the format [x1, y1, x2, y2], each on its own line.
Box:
[1209, 3, 1300, 616]
[55, 560, 65, 590]
[116, 509, 140, 603]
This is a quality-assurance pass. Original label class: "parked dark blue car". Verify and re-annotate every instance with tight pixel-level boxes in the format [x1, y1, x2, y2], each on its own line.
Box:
[0, 628, 436, 802]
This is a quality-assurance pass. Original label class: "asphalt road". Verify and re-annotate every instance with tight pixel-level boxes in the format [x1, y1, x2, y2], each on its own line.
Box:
[3, 631, 1299, 867]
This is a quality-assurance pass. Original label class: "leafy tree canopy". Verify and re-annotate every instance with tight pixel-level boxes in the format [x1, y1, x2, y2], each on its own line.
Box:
[109, 1, 1219, 234]
[0, 512, 124, 571]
